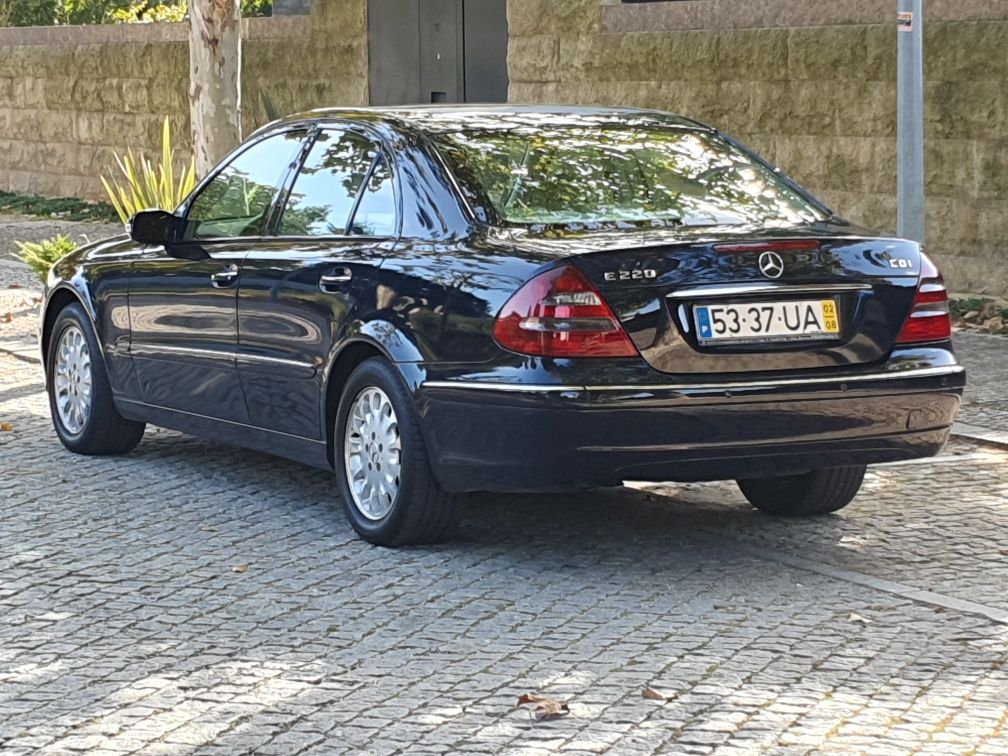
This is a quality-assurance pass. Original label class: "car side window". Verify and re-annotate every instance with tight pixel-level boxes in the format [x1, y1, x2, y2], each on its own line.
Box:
[349, 155, 397, 237]
[186, 130, 306, 240]
[278, 129, 376, 236]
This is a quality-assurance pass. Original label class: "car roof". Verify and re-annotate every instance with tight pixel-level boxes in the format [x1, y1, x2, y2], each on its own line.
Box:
[265, 104, 714, 137]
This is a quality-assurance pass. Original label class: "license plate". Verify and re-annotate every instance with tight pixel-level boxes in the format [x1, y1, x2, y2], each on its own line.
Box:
[694, 299, 840, 343]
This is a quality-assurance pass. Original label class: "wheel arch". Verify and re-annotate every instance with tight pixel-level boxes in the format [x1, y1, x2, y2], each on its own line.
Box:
[322, 332, 426, 469]
[40, 285, 97, 380]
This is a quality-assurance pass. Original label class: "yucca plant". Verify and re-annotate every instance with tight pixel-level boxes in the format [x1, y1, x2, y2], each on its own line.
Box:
[101, 117, 197, 224]
[15, 235, 77, 281]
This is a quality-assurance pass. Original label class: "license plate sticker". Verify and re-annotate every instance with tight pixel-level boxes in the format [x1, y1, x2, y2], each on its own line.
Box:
[695, 299, 840, 343]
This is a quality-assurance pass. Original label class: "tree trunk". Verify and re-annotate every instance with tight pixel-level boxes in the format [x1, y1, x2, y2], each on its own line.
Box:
[188, 0, 242, 177]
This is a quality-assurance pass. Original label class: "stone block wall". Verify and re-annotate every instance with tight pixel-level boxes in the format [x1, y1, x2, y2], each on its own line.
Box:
[508, 0, 1008, 295]
[0, 0, 1005, 295]
[0, 0, 366, 201]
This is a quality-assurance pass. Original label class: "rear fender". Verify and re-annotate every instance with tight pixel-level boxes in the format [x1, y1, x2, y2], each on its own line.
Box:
[320, 319, 429, 470]
[325, 319, 426, 379]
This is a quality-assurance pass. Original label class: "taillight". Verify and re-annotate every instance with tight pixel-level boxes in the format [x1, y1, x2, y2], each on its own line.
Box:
[492, 265, 638, 357]
[895, 253, 952, 344]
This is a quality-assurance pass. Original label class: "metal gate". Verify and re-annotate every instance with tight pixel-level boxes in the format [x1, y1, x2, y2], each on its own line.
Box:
[367, 0, 508, 106]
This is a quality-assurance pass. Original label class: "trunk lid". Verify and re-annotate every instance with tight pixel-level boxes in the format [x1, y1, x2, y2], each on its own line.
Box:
[503, 224, 922, 375]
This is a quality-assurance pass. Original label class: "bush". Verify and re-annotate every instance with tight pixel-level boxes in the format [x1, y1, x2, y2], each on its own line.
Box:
[100, 116, 196, 224]
[0, 191, 118, 222]
[15, 235, 77, 282]
[2, 0, 58, 26]
[106, 1, 185, 22]
[242, 0, 271, 17]
[949, 296, 1008, 321]
[2, 0, 270, 26]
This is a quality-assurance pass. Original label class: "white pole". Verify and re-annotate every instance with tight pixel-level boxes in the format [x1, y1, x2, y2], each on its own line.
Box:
[897, 0, 925, 243]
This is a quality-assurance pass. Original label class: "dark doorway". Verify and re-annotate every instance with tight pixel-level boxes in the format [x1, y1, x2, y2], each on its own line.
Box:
[367, 0, 508, 106]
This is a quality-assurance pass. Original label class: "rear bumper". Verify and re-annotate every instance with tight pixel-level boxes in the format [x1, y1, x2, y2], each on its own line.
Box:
[414, 365, 965, 492]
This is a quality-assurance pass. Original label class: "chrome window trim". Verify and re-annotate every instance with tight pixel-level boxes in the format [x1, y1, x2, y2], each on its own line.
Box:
[666, 282, 873, 300]
[249, 234, 393, 244]
[421, 365, 965, 394]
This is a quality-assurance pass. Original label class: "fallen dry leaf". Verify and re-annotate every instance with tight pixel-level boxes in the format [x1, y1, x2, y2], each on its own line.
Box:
[516, 693, 570, 720]
[848, 612, 873, 624]
[0, 422, 12, 432]
[231, 563, 249, 573]
[642, 687, 676, 702]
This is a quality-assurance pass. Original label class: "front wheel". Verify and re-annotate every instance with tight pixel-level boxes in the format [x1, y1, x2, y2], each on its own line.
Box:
[737, 465, 866, 516]
[335, 357, 459, 546]
[46, 302, 146, 455]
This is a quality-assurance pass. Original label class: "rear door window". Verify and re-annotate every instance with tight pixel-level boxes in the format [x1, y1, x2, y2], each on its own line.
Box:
[349, 155, 396, 236]
[279, 129, 398, 237]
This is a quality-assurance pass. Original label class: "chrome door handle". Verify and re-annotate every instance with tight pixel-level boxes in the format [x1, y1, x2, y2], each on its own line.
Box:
[319, 267, 353, 291]
[210, 264, 239, 287]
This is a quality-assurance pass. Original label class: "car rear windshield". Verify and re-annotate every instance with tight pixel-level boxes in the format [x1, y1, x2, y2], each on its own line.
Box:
[435, 126, 826, 229]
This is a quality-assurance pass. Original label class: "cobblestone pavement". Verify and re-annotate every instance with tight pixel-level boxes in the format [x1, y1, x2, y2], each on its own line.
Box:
[2, 217, 1008, 753]
[2, 350, 1008, 755]
[956, 332, 1008, 434]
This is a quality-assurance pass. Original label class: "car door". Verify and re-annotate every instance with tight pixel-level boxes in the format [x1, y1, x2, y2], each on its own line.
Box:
[128, 128, 308, 422]
[236, 126, 399, 438]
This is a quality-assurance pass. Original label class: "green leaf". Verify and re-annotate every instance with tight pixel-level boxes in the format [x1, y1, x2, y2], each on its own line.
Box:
[14, 235, 77, 282]
[101, 115, 192, 220]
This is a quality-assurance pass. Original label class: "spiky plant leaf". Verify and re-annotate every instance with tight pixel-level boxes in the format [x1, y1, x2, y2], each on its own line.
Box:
[101, 116, 196, 223]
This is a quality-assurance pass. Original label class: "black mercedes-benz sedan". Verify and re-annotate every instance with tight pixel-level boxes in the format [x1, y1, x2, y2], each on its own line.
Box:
[40, 105, 964, 545]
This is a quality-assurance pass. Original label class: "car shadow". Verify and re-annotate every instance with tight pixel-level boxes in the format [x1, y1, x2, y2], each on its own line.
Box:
[0, 379, 47, 405]
[124, 426, 864, 570]
[3, 393, 881, 581]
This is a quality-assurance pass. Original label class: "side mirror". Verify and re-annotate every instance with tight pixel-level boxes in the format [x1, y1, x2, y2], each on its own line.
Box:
[128, 209, 184, 246]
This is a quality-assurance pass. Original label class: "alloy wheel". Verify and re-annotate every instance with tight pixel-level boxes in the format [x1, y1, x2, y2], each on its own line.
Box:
[343, 386, 402, 520]
[54, 324, 93, 435]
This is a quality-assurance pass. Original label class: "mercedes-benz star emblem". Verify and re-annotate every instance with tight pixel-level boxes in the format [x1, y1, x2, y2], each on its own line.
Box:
[758, 251, 785, 279]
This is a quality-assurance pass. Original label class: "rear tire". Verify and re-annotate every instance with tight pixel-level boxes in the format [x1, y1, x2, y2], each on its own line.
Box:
[46, 302, 146, 455]
[335, 357, 459, 546]
[737, 465, 866, 516]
